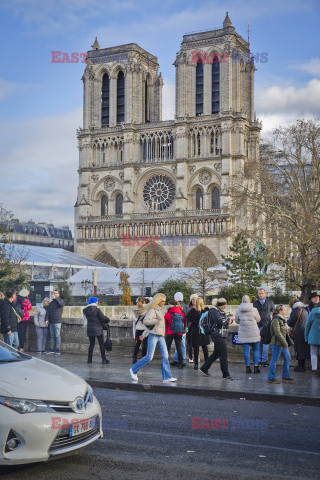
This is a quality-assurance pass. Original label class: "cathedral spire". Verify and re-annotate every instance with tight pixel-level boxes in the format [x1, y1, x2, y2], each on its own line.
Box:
[91, 37, 100, 50]
[223, 12, 232, 28]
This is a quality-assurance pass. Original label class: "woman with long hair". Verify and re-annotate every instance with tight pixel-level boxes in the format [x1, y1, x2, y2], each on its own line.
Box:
[267, 305, 295, 384]
[130, 293, 177, 383]
[132, 297, 148, 364]
[187, 297, 210, 370]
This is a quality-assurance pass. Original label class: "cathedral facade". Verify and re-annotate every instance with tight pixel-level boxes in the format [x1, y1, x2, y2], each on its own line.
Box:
[75, 13, 261, 269]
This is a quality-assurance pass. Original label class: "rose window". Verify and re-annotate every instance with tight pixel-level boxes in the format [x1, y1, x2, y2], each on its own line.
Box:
[143, 175, 175, 211]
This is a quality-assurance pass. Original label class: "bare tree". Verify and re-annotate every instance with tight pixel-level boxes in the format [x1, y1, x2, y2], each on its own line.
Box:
[229, 119, 320, 301]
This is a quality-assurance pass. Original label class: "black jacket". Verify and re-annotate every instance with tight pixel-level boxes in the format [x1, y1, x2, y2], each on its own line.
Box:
[83, 305, 110, 337]
[46, 297, 64, 324]
[0, 298, 19, 334]
[287, 304, 310, 359]
[186, 307, 210, 346]
[253, 298, 275, 328]
[208, 307, 230, 338]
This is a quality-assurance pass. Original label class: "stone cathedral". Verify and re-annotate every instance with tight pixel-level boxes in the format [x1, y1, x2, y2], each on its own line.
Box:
[75, 13, 261, 269]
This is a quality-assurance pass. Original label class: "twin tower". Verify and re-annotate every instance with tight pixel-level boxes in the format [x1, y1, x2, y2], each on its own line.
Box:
[75, 13, 261, 272]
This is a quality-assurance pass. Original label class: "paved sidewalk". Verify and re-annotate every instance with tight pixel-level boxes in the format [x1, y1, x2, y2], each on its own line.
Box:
[40, 353, 320, 406]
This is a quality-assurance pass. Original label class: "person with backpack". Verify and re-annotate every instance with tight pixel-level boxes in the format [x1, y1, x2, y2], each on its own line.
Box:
[132, 297, 148, 364]
[305, 300, 320, 373]
[253, 288, 275, 366]
[267, 305, 295, 384]
[164, 300, 186, 369]
[130, 293, 177, 383]
[83, 296, 111, 364]
[199, 298, 233, 380]
[235, 295, 261, 374]
[15, 289, 32, 352]
[0, 289, 20, 349]
[171, 292, 190, 367]
[186, 297, 210, 370]
[287, 298, 309, 372]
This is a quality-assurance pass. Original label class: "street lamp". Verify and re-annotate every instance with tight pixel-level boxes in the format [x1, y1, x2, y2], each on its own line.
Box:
[81, 279, 92, 303]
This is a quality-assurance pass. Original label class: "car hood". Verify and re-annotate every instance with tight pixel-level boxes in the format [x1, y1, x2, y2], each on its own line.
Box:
[0, 357, 87, 402]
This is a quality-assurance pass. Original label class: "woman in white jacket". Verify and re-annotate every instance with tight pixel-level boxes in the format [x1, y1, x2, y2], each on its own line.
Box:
[235, 295, 261, 374]
[34, 297, 50, 354]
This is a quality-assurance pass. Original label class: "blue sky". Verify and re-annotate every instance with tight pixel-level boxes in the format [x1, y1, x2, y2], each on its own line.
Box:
[0, 0, 319, 228]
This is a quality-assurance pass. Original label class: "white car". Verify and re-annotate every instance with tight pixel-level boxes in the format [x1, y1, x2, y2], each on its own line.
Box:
[0, 340, 102, 465]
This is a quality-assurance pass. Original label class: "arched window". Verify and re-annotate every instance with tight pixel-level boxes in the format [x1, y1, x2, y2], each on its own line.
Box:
[196, 59, 203, 116]
[117, 71, 125, 123]
[101, 73, 110, 127]
[101, 195, 108, 216]
[196, 188, 203, 210]
[212, 187, 220, 210]
[116, 193, 123, 215]
[145, 80, 149, 123]
[212, 57, 220, 114]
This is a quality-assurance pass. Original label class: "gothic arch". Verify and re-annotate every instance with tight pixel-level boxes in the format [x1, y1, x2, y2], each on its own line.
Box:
[184, 244, 219, 269]
[130, 241, 173, 268]
[94, 249, 119, 267]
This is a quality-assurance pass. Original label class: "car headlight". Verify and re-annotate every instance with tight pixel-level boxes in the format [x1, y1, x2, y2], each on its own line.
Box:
[0, 396, 53, 414]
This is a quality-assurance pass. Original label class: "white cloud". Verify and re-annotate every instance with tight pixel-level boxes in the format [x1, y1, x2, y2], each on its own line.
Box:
[162, 78, 175, 120]
[295, 57, 320, 76]
[0, 108, 82, 228]
[0, 78, 38, 100]
[256, 79, 320, 117]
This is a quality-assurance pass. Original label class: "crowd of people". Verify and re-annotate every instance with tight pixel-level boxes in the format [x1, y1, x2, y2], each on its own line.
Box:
[0, 286, 320, 385]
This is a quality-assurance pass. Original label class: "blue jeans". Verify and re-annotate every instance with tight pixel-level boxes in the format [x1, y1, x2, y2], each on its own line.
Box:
[131, 333, 172, 381]
[3, 331, 19, 349]
[242, 342, 260, 366]
[174, 333, 186, 363]
[259, 327, 269, 362]
[268, 344, 291, 380]
[49, 323, 61, 351]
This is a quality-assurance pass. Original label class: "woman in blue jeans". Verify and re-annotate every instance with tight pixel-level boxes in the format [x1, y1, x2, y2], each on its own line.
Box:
[267, 305, 295, 384]
[130, 294, 177, 383]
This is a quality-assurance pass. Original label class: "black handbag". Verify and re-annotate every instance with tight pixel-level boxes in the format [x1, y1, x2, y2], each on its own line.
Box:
[286, 333, 294, 347]
[104, 325, 112, 352]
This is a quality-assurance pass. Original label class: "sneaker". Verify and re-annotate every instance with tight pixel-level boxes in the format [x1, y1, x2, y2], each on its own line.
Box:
[267, 379, 281, 384]
[163, 377, 177, 383]
[45, 350, 54, 354]
[55, 351, 60, 356]
[282, 377, 295, 383]
[129, 368, 138, 381]
[199, 368, 210, 377]
[170, 361, 178, 366]
[189, 358, 193, 363]
[246, 366, 252, 374]
[223, 375, 233, 380]
[102, 358, 110, 364]
[254, 366, 261, 374]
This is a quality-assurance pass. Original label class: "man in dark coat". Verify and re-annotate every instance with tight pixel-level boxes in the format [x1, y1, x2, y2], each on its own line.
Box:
[253, 288, 275, 366]
[46, 290, 64, 355]
[83, 296, 110, 364]
[0, 289, 19, 349]
[307, 292, 320, 313]
[288, 299, 310, 371]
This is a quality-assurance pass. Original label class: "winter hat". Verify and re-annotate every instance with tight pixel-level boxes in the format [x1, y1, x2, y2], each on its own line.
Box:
[174, 292, 183, 302]
[310, 292, 319, 300]
[19, 288, 29, 297]
[190, 294, 198, 302]
[88, 296, 98, 305]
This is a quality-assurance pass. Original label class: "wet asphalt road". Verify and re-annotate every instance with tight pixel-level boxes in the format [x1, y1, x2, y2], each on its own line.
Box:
[1, 388, 320, 480]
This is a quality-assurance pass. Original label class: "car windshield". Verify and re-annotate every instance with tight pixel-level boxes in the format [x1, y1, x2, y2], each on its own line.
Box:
[0, 341, 31, 363]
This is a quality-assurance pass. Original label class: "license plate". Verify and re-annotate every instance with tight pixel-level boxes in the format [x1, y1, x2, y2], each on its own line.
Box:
[69, 416, 96, 437]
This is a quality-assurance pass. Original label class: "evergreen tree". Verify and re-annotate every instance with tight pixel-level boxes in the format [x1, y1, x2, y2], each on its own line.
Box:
[222, 233, 261, 297]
